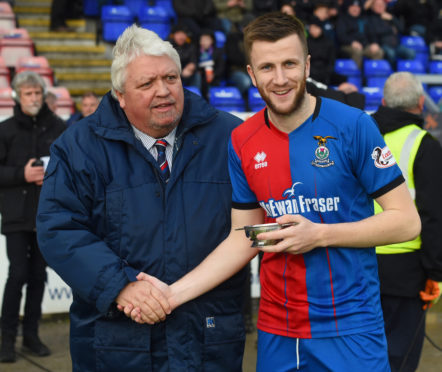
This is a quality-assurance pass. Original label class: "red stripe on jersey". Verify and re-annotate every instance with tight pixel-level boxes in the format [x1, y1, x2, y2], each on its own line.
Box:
[232, 111, 311, 337]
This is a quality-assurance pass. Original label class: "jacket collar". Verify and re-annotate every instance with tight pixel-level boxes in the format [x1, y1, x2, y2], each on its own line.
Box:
[372, 105, 424, 135]
[13, 102, 53, 129]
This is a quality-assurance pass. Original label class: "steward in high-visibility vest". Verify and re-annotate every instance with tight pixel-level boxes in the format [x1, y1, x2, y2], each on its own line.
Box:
[374, 124, 426, 254]
[371, 71, 442, 372]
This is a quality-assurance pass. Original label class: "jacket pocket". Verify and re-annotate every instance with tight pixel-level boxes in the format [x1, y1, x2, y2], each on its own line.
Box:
[202, 312, 246, 372]
[94, 318, 152, 372]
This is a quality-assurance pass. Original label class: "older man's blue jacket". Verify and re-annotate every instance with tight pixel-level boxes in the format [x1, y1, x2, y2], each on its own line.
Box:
[37, 90, 247, 371]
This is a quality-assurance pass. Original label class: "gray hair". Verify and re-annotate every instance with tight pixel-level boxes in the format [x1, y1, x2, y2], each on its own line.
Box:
[11, 70, 46, 101]
[383, 72, 423, 110]
[111, 24, 181, 99]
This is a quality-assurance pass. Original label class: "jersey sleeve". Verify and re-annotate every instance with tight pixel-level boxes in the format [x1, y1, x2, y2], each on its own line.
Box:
[351, 113, 404, 198]
[228, 137, 259, 209]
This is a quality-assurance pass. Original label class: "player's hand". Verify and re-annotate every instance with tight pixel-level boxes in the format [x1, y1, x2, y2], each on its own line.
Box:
[257, 214, 321, 255]
[116, 279, 171, 324]
[419, 279, 442, 310]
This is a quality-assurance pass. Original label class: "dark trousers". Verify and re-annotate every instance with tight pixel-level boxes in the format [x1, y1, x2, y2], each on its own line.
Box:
[381, 294, 426, 372]
[1, 232, 47, 337]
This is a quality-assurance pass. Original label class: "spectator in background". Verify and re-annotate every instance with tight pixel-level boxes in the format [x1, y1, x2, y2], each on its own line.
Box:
[66, 91, 100, 126]
[364, 0, 415, 68]
[311, 1, 336, 42]
[49, 0, 82, 32]
[392, 0, 438, 38]
[45, 91, 57, 113]
[426, 3, 442, 61]
[168, 24, 201, 91]
[225, 14, 255, 110]
[0, 71, 65, 363]
[172, 0, 223, 42]
[373, 71, 442, 372]
[336, 0, 383, 69]
[307, 16, 338, 86]
[197, 29, 226, 99]
[252, 0, 279, 16]
[213, 0, 253, 34]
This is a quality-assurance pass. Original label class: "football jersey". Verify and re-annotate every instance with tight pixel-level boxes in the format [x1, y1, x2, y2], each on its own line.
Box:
[229, 97, 404, 338]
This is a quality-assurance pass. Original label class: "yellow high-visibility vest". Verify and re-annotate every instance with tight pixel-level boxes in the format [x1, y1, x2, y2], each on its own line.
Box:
[375, 124, 426, 254]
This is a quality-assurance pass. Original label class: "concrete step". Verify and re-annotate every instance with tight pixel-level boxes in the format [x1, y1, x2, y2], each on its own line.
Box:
[55, 72, 111, 82]
[35, 44, 110, 59]
[29, 31, 96, 46]
[18, 18, 87, 32]
[61, 83, 112, 98]
[13, 5, 51, 15]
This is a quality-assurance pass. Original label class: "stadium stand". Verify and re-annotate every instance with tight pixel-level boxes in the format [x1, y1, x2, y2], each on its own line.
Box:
[101, 5, 134, 43]
[138, 4, 170, 40]
[0, 55, 10, 89]
[15, 56, 54, 87]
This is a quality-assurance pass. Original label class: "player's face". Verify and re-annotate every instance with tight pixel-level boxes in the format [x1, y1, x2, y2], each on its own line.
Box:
[247, 34, 309, 117]
[19, 84, 43, 117]
[116, 54, 184, 139]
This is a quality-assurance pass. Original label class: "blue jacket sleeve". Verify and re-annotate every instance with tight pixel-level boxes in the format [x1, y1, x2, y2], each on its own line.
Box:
[36, 142, 135, 314]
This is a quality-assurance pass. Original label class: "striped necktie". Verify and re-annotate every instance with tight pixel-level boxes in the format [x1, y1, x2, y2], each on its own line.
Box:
[155, 139, 170, 182]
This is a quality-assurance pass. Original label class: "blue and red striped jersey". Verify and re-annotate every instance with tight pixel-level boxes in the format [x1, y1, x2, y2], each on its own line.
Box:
[228, 97, 403, 338]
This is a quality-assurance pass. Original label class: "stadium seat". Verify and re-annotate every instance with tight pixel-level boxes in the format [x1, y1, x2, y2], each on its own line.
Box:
[362, 86, 383, 112]
[335, 59, 362, 89]
[0, 28, 34, 68]
[84, 0, 113, 17]
[209, 86, 245, 112]
[428, 86, 442, 105]
[47, 86, 75, 120]
[429, 60, 442, 74]
[15, 56, 54, 86]
[396, 59, 425, 74]
[214, 31, 226, 48]
[101, 5, 134, 42]
[156, 0, 176, 22]
[0, 86, 14, 120]
[0, 1, 16, 30]
[248, 87, 265, 112]
[363, 59, 392, 77]
[124, 0, 146, 16]
[0, 55, 10, 88]
[363, 59, 392, 88]
[400, 35, 429, 68]
[139, 5, 170, 40]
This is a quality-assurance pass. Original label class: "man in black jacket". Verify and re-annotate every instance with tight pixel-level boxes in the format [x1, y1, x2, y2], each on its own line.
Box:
[373, 72, 442, 372]
[0, 71, 65, 363]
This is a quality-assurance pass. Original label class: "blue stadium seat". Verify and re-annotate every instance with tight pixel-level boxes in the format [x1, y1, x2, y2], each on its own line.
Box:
[429, 60, 442, 74]
[156, 0, 177, 22]
[209, 86, 245, 112]
[362, 86, 383, 112]
[214, 31, 226, 48]
[335, 59, 362, 89]
[124, 0, 146, 16]
[84, 0, 112, 17]
[366, 76, 388, 89]
[101, 5, 134, 42]
[248, 87, 265, 112]
[396, 59, 425, 74]
[428, 86, 442, 104]
[139, 5, 170, 40]
[400, 36, 427, 53]
[363, 59, 392, 77]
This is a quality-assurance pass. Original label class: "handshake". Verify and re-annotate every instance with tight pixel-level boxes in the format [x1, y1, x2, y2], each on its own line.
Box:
[116, 273, 176, 324]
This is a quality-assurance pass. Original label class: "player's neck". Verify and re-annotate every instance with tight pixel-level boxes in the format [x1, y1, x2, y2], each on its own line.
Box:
[268, 94, 316, 134]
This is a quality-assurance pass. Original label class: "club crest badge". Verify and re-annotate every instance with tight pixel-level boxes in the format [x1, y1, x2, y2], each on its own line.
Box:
[371, 146, 396, 168]
[311, 135, 337, 168]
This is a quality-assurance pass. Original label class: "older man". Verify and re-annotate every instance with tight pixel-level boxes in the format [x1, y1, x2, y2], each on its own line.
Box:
[36, 25, 245, 371]
[0, 71, 65, 363]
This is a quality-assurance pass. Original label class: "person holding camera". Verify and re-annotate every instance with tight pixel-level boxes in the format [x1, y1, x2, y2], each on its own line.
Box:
[0, 71, 65, 363]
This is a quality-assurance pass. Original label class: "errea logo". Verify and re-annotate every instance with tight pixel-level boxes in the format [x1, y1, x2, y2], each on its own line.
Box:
[254, 151, 268, 169]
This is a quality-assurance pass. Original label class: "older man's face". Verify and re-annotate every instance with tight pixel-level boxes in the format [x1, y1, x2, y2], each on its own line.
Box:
[116, 54, 184, 139]
[19, 84, 43, 117]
